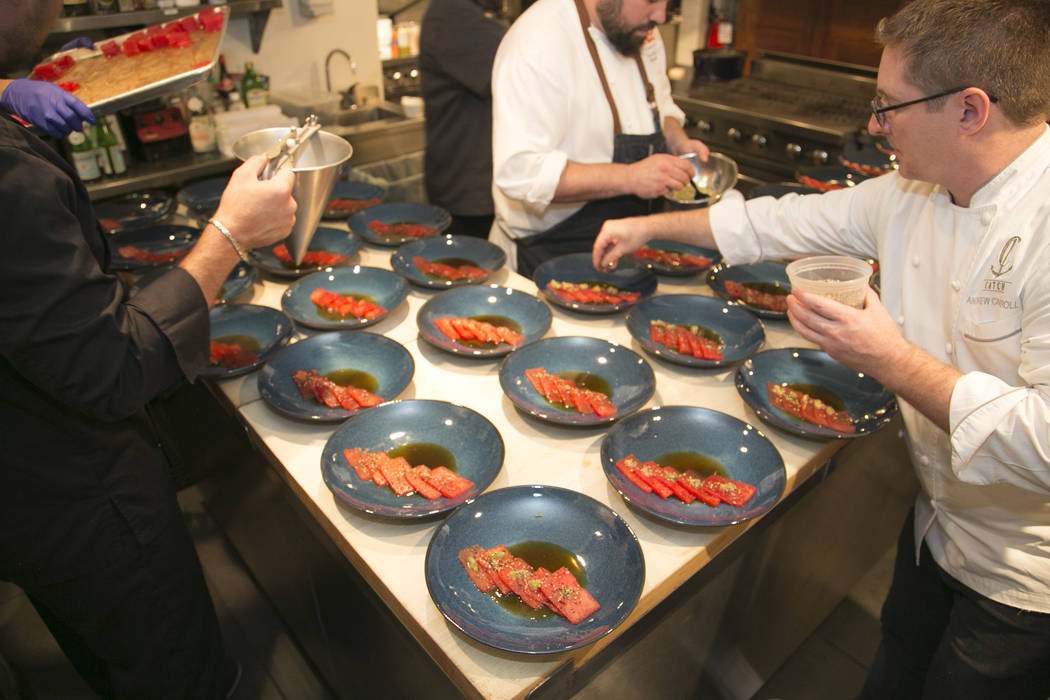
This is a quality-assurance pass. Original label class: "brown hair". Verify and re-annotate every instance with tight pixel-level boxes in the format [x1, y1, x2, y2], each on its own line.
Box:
[875, 0, 1050, 126]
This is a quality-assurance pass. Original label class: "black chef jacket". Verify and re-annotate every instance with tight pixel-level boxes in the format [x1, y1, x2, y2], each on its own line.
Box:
[0, 114, 209, 586]
[419, 0, 507, 216]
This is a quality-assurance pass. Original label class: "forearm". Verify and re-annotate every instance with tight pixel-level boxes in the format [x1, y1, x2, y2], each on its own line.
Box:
[871, 340, 961, 432]
[552, 161, 634, 203]
[638, 208, 717, 248]
[662, 116, 689, 154]
[177, 223, 241, 306]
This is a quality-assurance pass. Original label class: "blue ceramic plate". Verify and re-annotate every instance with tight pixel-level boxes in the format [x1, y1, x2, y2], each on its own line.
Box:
[706, 260, 791, 320]
[95, 190, 174, 233]
[735, 347, 898, 439]
[131, 261, 255, 305]
[320, 399, 504, 519]
[629, 238, 719, 277]
[216, 262, 258, 304]
[348, 202, 452, 247]
[248, 226, 362, 278]
[747, 182, 821, 199]
[533, 253, 657, 314]
[258, 331, 414, 422]
[109, 224, 200, 270]
[176, 176, 227, 219]
[281, 266, 408, 330]
[425, 485, 644, 654]
[600, 405, 785, 526]
[796, 165, 871, 191]
[323, 180, 386, 220]
[625, 294, 764, 368]
[201, 303, 294, 379]
[417, 285, 552, 359]
[391, 235, 506, 289]
[498, 336, 655, 426]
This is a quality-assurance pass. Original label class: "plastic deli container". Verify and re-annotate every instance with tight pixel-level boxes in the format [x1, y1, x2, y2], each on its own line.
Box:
[785, 255, 873, 308]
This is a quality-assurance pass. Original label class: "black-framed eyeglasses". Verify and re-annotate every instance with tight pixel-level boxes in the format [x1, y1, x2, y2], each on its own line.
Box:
[870, 87, 999, 127]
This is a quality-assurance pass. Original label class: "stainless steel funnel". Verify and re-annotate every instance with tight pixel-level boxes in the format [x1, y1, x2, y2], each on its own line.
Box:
[232, 126, 352, 265]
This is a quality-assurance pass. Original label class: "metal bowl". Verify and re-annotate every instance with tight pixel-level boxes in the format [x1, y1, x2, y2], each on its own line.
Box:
[663, 152, 739, 209]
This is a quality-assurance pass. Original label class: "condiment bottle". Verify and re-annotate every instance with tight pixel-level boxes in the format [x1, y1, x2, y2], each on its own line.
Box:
[186, 90, 217, 154]
[216, 55, 235, 110]
[69, 124, 100, 181]
[96, 116, 127, 175]
[62, 0, 93, 16]
[241, 62, 269, 108]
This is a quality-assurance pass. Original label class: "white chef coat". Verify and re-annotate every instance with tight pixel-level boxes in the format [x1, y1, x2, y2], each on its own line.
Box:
[489, 0, 685, 265]
[711, 126, 1050, 613]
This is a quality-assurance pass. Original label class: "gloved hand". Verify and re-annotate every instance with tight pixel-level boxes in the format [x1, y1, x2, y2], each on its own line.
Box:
[59, 37, 95, 51]
[0, 79, 95, 138]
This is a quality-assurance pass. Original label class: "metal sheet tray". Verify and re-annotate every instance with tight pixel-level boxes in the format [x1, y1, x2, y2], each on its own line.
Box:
[57, 7, 229, 115]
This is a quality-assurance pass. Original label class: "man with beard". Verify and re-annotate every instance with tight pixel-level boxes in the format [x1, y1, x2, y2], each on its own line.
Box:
[594, 0, 1050, 696]
[489, 0, 707, 276]
[0, 0, 296, 696]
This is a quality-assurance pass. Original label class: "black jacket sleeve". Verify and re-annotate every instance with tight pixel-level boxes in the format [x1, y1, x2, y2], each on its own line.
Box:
[0, 123, 208, 422]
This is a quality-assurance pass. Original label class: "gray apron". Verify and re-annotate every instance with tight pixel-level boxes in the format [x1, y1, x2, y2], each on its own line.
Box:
[516, 0, 666, 278]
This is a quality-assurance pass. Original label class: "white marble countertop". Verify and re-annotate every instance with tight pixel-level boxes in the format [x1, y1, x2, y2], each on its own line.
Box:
[211, 226, 837, 700]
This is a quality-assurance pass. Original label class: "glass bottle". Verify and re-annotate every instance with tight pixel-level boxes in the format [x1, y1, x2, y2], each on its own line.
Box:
[216, 55, 235, 110]
[90, 0, 119, 13]
[69, 124, 101, 181]
[62, 0, 93, 16]
[240, 62, 269, 108]
[96, 117, 127, 176]
[186, 90, 217, 154]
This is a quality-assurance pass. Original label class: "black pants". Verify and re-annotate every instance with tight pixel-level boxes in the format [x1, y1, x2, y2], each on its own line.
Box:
[858, 509, 1050, 700]
[21, 498, 228, 699]
[447, 213, 494, 240]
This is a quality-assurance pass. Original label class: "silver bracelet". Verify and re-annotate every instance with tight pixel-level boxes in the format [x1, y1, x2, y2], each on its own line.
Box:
[208, 218, 251, 263]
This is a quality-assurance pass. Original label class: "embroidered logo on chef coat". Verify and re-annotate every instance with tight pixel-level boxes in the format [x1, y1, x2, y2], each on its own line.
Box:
[964, 236, 1023, 340]
[989, 235, 1020, 279]
[977, 235, 1020, 296]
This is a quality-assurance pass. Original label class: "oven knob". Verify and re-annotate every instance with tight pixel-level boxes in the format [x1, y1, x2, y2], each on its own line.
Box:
[727, 127, 744, 143]
[696, 119, 712, 134]
[811, 149, 830, 164]
[751, 134, 768, 149]
[786, 143, 802, 159]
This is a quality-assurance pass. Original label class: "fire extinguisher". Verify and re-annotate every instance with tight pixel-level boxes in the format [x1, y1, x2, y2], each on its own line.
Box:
[707, 6, 734, 48]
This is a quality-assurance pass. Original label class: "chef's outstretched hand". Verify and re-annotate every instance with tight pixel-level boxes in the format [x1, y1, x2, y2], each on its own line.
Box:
[0, 79, 95, 138]
[786, 286, 907, 379]
[212, 155, 297, 250]
[592, 216, 650, 271]
[627, 153, 694, 200]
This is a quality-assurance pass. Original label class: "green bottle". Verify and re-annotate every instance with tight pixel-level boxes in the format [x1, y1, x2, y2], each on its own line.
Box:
[241, 62, 269, 108]
[95, 117, 126, 176]
[69, 123, 100, 181]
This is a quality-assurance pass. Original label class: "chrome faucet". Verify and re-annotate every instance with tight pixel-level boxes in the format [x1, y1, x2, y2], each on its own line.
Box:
[325, 49, 359, 109]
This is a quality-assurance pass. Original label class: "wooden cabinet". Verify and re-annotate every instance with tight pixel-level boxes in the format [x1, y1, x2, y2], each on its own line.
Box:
[734, 0, 911, 68]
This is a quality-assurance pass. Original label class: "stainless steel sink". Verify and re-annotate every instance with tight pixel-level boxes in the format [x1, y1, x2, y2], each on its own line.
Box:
[314, 100, 424, 167]
[326, 103, 408, 128]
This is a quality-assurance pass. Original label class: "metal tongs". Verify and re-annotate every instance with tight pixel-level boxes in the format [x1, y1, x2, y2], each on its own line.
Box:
[679, 152, 708, 201]
[260, 114, 322, 180]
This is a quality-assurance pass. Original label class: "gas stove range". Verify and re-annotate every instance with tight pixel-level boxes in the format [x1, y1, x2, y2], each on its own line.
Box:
[672, 52, 878, 185]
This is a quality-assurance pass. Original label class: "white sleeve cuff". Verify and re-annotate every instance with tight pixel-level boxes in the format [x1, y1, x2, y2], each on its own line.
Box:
[708, 190, 764, 264]
[949, 370, 1030, 483]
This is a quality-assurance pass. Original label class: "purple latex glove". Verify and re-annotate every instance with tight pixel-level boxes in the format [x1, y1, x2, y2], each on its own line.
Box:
[0, 79, 96, 138]
[59, 37, 95, 51]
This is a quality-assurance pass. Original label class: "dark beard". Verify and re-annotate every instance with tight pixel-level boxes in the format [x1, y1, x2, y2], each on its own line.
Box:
[595, 0, 656, 57]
